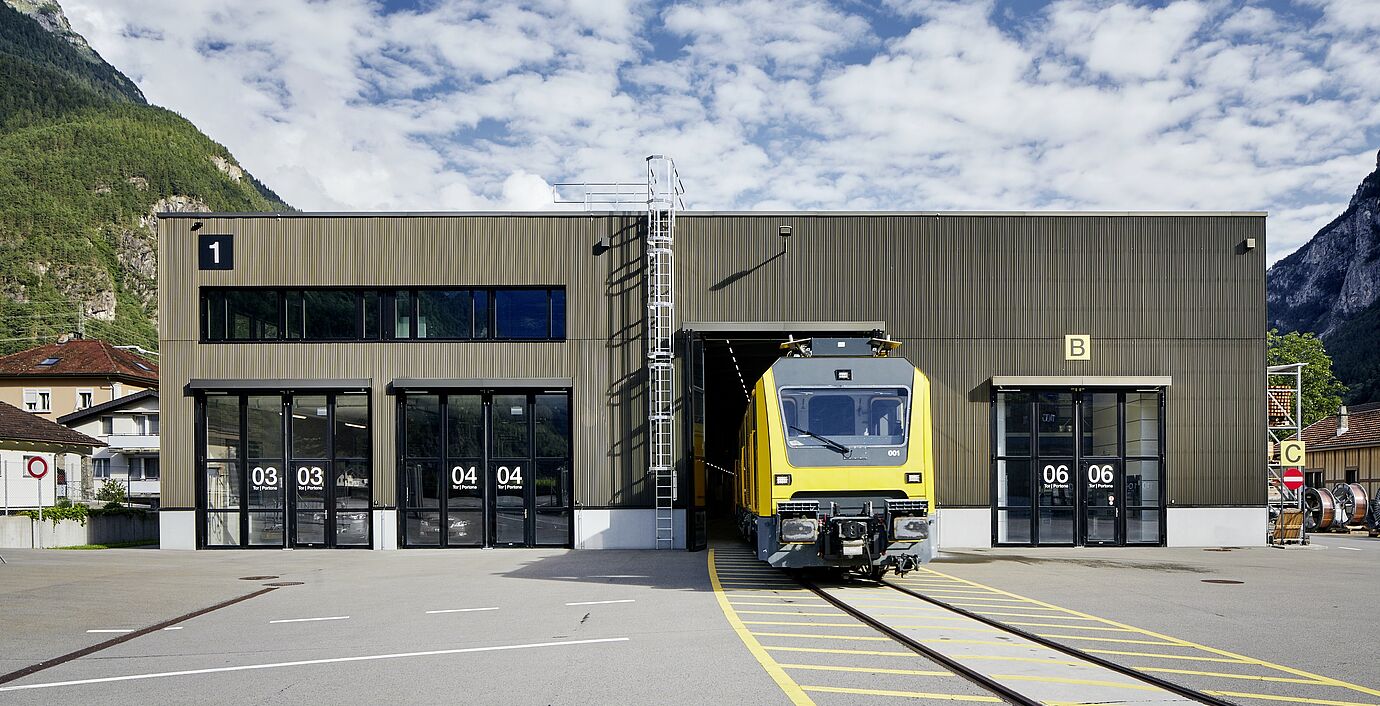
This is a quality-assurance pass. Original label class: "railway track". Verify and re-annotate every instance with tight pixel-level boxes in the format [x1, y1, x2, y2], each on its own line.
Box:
[796, 575, 1234, 706]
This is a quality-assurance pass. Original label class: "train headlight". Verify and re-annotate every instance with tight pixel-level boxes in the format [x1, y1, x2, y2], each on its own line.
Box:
[892, 516, 929, 541]
[779, 517, 819, 543]
[905, 472, 922, 484]
[774, 474, 792, 486]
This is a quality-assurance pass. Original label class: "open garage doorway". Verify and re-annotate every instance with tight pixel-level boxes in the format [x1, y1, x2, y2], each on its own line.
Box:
[681, 321, 887, 550]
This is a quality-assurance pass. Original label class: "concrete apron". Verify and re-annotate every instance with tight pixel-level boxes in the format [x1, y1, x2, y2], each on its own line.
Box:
[819, 583, 1197, 705]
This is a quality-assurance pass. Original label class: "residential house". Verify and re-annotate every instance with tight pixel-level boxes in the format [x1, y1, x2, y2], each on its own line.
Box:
[0, 401, 104, 511]
[59, 390, 160, 506]
[1299, 402, 1380, 502]
[0, 337, 158, 421]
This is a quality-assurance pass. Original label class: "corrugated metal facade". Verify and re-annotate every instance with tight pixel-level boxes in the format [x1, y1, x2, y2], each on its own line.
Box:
[159, 212, 1265, 514]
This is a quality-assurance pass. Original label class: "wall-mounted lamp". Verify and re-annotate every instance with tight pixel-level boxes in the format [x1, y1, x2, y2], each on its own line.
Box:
[1241, 238, 1256, 252]
[779, 224, 792, 254]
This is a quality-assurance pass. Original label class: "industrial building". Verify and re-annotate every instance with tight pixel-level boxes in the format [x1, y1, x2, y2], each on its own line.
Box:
[156, 184, 1268, 550]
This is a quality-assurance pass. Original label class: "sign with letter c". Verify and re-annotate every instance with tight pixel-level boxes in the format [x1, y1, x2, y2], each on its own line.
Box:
[1280, 440, 1306, 467]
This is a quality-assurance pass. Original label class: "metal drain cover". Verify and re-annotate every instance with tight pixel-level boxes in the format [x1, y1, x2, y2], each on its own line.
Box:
[1201, 579, 1244, 584]
[263, 581, 304, 587]
[239, 575, 279, 580]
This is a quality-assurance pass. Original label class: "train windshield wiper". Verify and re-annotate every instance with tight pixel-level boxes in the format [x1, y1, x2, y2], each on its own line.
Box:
[788, 425, 851, 454]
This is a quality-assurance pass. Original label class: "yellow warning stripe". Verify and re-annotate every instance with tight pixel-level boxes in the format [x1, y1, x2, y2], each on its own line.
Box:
[708, 549, 814, 706]
[800, 685, 1001, 702]
[1204, 691, 1380, 706]
[1004, 622, 1137, 633]
[737, 611, 846, 617]
[762, 645, 919, 657]
[728, 601, 832, 607]
[1140, 666, 1330, 685]
[955, 654, 1090, 667]
[743, 621, 871, 628]
[1082, 648, 1252, 664]
[1033, 633, 1182, 646]
[920, 567, 1380, 699]
[778, 664, 952, 677]
[753, 632, 892, 641]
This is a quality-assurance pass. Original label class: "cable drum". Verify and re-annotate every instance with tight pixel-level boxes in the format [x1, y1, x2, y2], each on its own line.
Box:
[1303, 486, 1336, 531]
[1332, 483, 1370, 527]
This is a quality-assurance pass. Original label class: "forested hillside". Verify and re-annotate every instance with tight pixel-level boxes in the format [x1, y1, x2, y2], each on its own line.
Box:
[0, 1, 289, 355]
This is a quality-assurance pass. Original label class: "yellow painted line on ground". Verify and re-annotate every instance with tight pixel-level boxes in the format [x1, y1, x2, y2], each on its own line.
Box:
[1140, 666, 1331, 685]
[800, 685, 1001, 702]
[1204, 691, 1380, 706]
[956, 654, 1088, 667]
[1004, 622, 1137, 633]
[728, 601, 832, 608]
[943, 602, 1064, 611]
[889, 625, 1004, 634]
[972, 611, 1100, 621]
[708, 549, 815, 706]
[989, 673, 1160, 692]
[763, 645, 919, 658]
[1033, 633, 1182, 646]
[1082, 648, 1252, 664]
[919, 639, 1030, 647]
[743, 621, 871, 628]
[752, 632, 892, 642]
[871, 614, 976, 622]
[918, 567, 1380, 699]
[737, 610, 845, 617]
[778, 664, 952, 677]
[922, 594, 1029, 603]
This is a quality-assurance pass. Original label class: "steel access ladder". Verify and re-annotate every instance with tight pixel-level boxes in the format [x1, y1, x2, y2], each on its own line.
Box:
[646, 156, 683, 549]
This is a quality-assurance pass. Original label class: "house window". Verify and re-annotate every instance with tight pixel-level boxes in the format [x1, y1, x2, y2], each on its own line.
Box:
[142, 457, 159, 481]
[93, 458, 110, 479]
[1305, 471, 1324, 488]
[129, 457, 144, 481]
[1345, 468, 1359, 485]
[101, 417, 114, 435]
[77, 389, 94, 410]
[132, 414, 159, 435]
[22, 389, 52, 412]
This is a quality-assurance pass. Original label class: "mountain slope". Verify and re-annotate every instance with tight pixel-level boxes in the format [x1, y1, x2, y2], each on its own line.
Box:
[1267, 150, 1380, 403]
[0, 0, 289, 355]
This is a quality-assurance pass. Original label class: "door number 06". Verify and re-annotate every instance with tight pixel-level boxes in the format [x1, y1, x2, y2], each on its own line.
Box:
[1087, 464, 1114, 484]
[1042, 464, 1069, 484]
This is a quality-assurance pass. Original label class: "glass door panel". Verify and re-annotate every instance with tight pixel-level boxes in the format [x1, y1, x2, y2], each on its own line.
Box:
[293, 460, 329, 546]
[1082, 460, 1121, 545]
[490, 394, 531, 546]
[1037, 459, 1075, 544]
[446, 394, 485, 546]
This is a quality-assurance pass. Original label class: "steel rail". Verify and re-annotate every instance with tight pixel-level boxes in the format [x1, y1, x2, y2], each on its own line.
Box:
[795, 576, 1043, 706]
[879, 579, 1237, 706]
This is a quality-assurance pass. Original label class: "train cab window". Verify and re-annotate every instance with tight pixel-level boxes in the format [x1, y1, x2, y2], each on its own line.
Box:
[779, 387, 910, 448]
[869, 399, 905, 442]
[808, 396, 855, 436]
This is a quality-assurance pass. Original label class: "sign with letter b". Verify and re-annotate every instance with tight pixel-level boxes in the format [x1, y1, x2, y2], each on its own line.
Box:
[1065, 334, 1091, 361]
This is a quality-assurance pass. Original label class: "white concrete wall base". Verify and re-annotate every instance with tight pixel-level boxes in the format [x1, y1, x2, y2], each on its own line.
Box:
[373, 509, 398, 550]
[1167, 507, 1266, 547]
[159, 510, 196, 550]
[575, 509, 685, 549]
[935, 508, 992, 549]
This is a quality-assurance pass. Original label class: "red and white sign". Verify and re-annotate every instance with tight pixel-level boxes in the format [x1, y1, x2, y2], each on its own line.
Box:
[25, 455, 48, 479]
[1282, 467, 1304, 491]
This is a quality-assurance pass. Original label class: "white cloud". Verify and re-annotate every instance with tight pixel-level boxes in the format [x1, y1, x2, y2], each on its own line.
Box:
[59, 0, 1380, 263]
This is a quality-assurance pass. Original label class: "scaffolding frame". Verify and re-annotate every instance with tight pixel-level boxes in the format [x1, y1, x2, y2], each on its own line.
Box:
[1266, 362, 1306, 544]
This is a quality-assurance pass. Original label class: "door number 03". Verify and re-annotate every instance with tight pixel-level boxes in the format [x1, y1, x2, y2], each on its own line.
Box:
[296, 466, 324, 487]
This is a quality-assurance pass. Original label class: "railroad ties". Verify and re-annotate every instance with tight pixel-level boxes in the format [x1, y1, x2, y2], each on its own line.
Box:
[709, 546, 1380, 706]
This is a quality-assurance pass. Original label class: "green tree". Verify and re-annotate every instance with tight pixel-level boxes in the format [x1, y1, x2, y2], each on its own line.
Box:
[1267, 329, 1347, 427]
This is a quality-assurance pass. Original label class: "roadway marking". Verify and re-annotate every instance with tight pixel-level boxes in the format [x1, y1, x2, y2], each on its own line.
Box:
[707, 549, 815, 706]
[162, 627, 183, 631]
[268, 616, 349, 624]
[763, 645, 917, 658]
[1205, 692, 1380, 706]
[989, 673, 1160, 691]
[1336, 546, 1363, 551]
[917, 567, 1380, 700]
[800, 684, 1001, 702]
[1140, 666, 1331, 685]
[425, 607, 500, 614]
[753, 632, 892, 641]
[565, 599, 635, 606]
[0, 638, 631, 693]
[779, 663, 952, 677]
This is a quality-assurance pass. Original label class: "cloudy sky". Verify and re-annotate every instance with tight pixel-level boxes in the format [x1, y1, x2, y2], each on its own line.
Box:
[63, 0, 1380, 263]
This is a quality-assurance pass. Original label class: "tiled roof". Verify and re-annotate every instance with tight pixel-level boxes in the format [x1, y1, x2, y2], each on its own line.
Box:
[0, 338, 157, 383]
[57, 389, 158, 426]
[1299, 402, 1380, 450]
[0, 401, 105, 448]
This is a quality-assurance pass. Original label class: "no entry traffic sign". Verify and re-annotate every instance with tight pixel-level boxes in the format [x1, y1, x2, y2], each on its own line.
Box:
[1282, 467, 1304, 491]
[25, 455, 48, 479]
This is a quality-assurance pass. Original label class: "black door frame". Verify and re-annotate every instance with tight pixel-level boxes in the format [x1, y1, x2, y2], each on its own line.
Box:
[396, 387, 572, 549]
[991, 387, 1166, 547]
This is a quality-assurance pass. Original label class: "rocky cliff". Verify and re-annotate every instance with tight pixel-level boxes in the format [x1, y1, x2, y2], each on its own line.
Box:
[1267, 150, 1380, 402]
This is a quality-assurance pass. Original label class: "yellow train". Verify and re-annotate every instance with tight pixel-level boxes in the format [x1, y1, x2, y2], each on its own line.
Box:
[735, 335, 936, 578]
